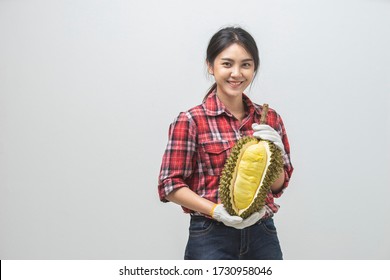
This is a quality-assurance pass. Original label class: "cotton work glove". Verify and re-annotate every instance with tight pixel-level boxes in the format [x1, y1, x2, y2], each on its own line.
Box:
[252, 123, 285, 155]
[211, 204, 266, 229]
[232, 207, 267, 230]
[211, 204, 242, 227]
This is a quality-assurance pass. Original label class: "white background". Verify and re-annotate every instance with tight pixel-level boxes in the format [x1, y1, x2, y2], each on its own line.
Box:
[1, 0, 389, 259]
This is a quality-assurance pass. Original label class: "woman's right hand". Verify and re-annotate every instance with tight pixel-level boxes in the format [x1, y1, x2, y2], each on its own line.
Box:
[211, 204, 262, 229]
[167, 188, 262, 229]
[210, 204, 242, 226]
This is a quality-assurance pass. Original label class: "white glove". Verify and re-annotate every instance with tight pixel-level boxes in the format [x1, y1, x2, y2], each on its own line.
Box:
[232, 207, 266, 230]
[211, 204, 242, 227]
[252, 123, 285, 154]
[211, 204, 266, 229]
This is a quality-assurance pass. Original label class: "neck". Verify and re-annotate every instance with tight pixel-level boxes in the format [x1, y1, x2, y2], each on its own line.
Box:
[216, 92, 246, 121]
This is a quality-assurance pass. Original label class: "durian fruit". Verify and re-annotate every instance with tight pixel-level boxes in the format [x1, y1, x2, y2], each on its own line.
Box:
[219, 105, 284, 219]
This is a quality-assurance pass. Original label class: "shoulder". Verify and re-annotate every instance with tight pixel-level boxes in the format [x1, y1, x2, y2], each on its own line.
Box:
[187, 103, 206, 118]
[250, 100, 284, 128]
[250, 100, 282, 120]
[251, 101, 263, 114]
[264, 105, 287, 131]
[266, 105, 282, 119]
[173, 103, 205, 122]
[170, 103, 205, 129]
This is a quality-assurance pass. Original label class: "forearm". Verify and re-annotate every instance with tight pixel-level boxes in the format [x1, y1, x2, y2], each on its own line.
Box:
[270, 169, 285, 193]
[166, 187, 216, 216]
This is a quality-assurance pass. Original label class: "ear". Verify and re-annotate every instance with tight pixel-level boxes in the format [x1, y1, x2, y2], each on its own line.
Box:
[206, 61, 214, 75]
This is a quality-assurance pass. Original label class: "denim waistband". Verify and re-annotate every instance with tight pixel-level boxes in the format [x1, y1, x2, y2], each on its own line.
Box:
[189, 213, 273, 224]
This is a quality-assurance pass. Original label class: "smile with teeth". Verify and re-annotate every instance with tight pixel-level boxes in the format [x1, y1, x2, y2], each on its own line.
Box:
[228, 81, 244, 87]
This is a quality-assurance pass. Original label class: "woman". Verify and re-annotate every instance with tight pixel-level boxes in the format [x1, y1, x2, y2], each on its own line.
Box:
[158, 26, 293, 260]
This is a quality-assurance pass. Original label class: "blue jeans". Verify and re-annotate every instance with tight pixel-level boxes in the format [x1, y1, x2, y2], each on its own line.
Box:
[184, 216, 283, 260]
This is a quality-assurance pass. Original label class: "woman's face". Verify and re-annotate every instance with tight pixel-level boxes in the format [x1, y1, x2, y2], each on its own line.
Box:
[208, 43, 255, 100]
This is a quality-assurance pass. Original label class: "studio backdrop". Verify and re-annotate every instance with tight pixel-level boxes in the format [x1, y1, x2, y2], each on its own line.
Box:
[1, 0, 389, 259]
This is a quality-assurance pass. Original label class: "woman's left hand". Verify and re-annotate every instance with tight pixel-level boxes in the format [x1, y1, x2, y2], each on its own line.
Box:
[252, 123, 285, 154]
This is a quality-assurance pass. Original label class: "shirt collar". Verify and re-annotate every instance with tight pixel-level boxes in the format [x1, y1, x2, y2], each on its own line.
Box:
[202, 90, 261, 117]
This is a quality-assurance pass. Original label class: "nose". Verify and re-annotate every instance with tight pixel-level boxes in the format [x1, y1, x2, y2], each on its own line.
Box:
[231, 66, 242, 78]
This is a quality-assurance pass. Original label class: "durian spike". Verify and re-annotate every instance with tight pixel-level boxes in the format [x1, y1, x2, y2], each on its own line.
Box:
[260, 103, 269, 124]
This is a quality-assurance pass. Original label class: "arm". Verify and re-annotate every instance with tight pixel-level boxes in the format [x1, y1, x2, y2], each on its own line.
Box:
[167, 187, 264, 229]
[270, 169, 286, 194]
[272, 114, 293, 197]
[159, 113, 220, 216]
[158, 112, 197, 203]
[166, 187, 216, 216]
[252, 111, 293, 197]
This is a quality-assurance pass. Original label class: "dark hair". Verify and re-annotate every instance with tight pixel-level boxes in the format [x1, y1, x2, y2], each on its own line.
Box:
[205, 26, 260, 98]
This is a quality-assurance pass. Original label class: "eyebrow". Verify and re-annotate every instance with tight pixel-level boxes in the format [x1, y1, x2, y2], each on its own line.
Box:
[221, 58, 254, 62]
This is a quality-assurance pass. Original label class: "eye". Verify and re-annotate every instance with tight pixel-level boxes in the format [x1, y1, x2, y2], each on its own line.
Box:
[222, 62, 232, 67]
[242, 63, 252, 68]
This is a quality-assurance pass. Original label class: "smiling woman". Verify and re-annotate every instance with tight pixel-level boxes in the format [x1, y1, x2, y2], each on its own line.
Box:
[157, 26, 293, 260]
[207, 44, 255, 121]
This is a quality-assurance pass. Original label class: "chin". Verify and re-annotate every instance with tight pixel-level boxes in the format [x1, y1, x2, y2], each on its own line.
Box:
[218, 90, 241, 98]
[226, 87, 246, 97]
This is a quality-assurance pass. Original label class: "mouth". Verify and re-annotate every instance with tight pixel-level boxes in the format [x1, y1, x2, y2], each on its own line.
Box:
[227, 81, 244, 88]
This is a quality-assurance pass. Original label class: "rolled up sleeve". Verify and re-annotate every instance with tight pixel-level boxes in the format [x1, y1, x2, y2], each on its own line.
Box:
[272, 114, 294, 198]
[158, 112, 197, 202]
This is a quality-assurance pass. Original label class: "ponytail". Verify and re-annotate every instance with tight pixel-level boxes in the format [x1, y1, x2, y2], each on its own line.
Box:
[203, 83, 217, 102]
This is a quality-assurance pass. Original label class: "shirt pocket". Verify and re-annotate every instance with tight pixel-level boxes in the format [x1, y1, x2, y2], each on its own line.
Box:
[200, 140, 231, 176]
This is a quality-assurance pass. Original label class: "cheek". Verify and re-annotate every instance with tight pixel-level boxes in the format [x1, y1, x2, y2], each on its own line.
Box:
[214, 69, 230, 79]
[245, 71, 255, 80]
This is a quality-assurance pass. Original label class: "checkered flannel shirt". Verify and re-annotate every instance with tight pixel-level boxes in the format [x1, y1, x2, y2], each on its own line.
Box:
[158, 91, 293, 217]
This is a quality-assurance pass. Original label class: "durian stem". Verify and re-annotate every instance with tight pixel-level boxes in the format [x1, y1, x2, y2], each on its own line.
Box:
[260, 104, 269, 124]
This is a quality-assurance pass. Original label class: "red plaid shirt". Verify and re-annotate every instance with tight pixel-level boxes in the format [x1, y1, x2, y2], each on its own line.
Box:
[158, 91, 293, 217]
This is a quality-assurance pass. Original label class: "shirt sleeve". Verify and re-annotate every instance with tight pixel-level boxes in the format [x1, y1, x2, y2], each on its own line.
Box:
[272, 113, 294, 198]
[158, 112, 197, 202]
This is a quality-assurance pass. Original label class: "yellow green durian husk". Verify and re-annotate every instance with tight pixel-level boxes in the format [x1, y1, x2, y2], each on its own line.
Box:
[219, 136, 284, 219]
